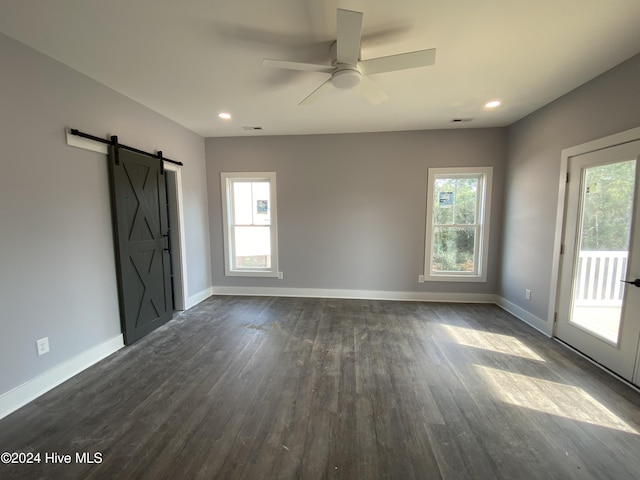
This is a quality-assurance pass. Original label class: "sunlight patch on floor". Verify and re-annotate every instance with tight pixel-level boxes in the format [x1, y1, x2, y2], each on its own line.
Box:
[475, 364, 638, 434]
[440, 324, 545, 362]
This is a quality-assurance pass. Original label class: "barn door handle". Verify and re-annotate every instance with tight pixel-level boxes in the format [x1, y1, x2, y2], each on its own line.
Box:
[621, 278, 640, 288]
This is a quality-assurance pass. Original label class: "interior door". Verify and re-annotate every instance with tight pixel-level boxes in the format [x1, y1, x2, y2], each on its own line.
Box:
[556, 140, 640, 384]
[109, 146, 173, 345]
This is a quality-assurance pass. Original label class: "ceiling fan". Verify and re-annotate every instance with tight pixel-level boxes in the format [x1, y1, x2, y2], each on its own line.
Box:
[262, 8, 436, 106]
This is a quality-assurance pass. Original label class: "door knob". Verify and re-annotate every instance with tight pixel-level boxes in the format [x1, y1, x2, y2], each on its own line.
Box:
[621, 278, 640, 288]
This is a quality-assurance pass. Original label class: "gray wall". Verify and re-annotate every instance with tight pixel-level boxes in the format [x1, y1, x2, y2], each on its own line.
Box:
[206, 129, 506, 294]
[501, 53, 640, 332]
[0, 34, 210, 396]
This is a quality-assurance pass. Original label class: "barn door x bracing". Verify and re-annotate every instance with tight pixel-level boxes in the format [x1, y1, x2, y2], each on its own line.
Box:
[109, 146, 173, 345]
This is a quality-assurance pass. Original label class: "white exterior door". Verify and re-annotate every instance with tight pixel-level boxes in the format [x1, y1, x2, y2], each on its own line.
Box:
[555, 140, 640, 384]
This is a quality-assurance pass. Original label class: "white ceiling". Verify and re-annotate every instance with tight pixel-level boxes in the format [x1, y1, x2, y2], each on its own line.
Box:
[1, 0, 639, 137]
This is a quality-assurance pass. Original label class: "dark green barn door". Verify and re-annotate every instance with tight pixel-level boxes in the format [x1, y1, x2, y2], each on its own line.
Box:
[109, 147, 173, 345]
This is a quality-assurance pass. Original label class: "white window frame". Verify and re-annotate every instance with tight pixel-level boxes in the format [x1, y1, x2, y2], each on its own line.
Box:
[423, 166, 492, 282]
[221, 172, 279, 277]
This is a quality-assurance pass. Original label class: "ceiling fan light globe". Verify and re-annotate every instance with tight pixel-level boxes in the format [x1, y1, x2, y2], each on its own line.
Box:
[331, 69, 361, 89]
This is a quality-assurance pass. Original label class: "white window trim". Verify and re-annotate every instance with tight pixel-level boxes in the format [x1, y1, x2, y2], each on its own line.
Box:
[423, 166, 492, 282]
[221, 172, 279, 277]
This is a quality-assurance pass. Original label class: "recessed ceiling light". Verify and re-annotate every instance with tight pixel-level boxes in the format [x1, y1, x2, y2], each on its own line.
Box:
[485, 100, 501, 108]
[218, 112, 231, 120]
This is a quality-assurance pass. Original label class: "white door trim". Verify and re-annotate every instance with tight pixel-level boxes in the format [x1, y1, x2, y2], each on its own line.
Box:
[164, 164, 187, 310]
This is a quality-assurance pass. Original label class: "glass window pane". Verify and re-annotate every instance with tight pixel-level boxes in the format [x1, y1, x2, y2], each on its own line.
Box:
[252, 182, 271, 225]
[434, 178, 454, 225]
[223, 172, 278, 277]
[233, 182, 253, 225]
[424, 167, 491, 281]
[234, 226, 271, 268]
[431, 226, 476, 273]
[433, 177, 478, 225]
[453, 177, 478, 225]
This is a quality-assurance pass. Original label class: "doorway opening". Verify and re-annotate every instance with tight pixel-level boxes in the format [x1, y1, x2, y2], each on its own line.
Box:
[551, 127, 640, 386]
[164, 165, 186, 311]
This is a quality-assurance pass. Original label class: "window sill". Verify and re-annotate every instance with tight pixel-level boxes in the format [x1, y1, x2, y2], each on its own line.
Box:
[225, 270, 279, 278]
[423, 274, 487, 283]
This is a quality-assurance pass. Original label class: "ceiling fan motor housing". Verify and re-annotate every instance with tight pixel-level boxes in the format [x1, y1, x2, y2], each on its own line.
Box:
[331, 66, 362, 89]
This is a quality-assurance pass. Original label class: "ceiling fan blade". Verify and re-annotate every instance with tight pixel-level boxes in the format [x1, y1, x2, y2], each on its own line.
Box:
[356, 76, 388, 105]
[336, 9, 363, 65]
[360, 48, 436, 75]
[263, 59, 335, 73]
[299, 78, 334, 106]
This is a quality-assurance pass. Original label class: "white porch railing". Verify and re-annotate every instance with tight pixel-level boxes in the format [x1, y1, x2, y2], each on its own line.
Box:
[574, 251, 628, 306]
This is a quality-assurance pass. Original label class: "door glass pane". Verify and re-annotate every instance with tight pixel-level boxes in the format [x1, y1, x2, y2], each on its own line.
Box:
[234, 226, 271, 268]
[570, 160, 636, 344]
[431, 226, 476, 273]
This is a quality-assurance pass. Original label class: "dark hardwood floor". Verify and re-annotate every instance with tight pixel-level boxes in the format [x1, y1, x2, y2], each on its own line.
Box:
[1, 296, 640, 479]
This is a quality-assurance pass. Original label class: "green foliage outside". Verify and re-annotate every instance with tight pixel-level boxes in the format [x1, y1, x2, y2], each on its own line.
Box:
[581, 160, 635, 251]
[432, 177, 479, 272]
[236, 255, 270, 268]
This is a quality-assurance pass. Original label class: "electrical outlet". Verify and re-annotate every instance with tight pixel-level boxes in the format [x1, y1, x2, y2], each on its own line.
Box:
[525, 289, 532, 301]
[418, 275, 425, 283]
[278, 271, 283, 280]
[36, 337, 50, 356]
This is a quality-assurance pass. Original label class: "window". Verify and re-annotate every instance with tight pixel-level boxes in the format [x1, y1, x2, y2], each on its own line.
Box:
[424, 167, 492, 282]
[221, 172, 279, 277]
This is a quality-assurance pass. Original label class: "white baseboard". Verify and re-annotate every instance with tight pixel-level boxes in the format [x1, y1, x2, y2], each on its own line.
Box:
[185, 286, 214, 309]
[0, 334, 124, 421]
[494, 296, 551, 337]
[211, 285, 497, 304]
